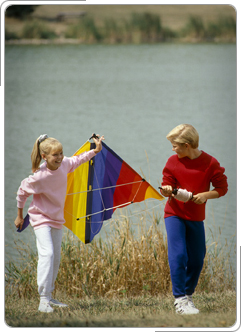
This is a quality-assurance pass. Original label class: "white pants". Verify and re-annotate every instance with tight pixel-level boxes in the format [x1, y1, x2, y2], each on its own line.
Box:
[34, 226, 62, 302]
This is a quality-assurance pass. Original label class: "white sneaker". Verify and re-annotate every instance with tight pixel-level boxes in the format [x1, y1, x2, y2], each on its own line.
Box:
[174, 296, 199, 315]
[186, 295, 199, 314]
[50, 298, 68, 307]
[38, 302, 54, 313]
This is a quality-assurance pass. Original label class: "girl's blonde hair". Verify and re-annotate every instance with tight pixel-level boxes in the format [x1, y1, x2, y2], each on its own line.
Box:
[31, 136, 63, 173]
[166, 124, 199, 148]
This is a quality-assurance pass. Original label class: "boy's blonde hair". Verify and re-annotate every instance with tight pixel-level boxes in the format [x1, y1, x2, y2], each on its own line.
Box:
[31, 136, 63, 173]
[166, 124, 199, 149]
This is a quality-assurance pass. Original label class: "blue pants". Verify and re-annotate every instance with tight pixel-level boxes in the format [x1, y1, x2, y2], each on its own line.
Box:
[165, 216, 206, 298]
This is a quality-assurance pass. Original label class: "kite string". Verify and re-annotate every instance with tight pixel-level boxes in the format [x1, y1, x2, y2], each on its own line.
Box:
[86, 163, 147, 234]
[123, 201, 164, 220]
[65, 200, 136, 223]
[64, 173, 164, 222]
[64, 146, 165, 225]
[66, 180, 144, 196]
[64, 199, 164, 224]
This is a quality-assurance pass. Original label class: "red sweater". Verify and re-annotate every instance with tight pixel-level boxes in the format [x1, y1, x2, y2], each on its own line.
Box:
[161, 151, 228, 221]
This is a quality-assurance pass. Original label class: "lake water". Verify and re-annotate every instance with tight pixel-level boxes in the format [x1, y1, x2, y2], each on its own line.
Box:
[5, 43, 236, 267]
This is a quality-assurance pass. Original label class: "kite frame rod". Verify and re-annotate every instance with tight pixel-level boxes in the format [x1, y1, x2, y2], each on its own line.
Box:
[66, 180, 144, 196]
[65, 199, 164, 224]
[76, 201, 133, 221]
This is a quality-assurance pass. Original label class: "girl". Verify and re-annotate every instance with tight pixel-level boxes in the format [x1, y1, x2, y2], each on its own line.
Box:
[160, 124, 228, 315]
[14, 134, 104, 313]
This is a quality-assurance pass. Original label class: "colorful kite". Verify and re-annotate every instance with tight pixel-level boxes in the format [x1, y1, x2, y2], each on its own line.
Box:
[64, 139, 164, 244]
[17, 138, 164, 243]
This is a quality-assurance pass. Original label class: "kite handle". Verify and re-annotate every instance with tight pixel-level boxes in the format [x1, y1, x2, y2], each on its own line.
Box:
[159, 187, 178, 195]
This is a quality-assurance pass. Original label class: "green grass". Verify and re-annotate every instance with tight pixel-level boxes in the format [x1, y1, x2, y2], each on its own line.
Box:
[180, 15, 236, 41]
[5, 290, 237, 327]
[63, 12, 235, 43]
[21, 20, 57, 39]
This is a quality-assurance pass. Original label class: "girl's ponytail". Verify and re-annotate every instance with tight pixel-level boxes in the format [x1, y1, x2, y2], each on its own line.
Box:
[31, 138, 42, 173]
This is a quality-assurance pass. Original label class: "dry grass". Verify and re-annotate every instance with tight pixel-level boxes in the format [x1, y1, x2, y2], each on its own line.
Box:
[58, 218, 171, 298]
[5, 208, 235, 300]
[5, 208, 237, 327]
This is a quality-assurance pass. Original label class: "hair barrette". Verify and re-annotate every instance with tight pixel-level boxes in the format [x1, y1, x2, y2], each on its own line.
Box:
[38, 134, 48, 144]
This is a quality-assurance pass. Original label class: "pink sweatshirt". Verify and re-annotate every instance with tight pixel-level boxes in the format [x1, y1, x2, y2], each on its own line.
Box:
[16, 150, 96, 230]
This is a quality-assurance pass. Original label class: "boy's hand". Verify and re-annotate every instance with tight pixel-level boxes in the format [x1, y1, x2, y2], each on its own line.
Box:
[191, 190, 219, 204]
[160, 185, 173, 197]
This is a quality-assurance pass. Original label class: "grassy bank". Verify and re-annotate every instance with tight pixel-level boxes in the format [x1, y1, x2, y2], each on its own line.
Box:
[5, 290, 237, 327]
[5, 208, 236, 327]
[5, 5, 236, 44]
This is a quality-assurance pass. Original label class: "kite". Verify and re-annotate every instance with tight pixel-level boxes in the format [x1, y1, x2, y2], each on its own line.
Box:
[17, 137, 165, 243]
[64, 138, 164, 244]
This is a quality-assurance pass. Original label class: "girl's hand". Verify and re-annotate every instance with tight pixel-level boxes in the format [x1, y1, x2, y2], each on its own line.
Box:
[14, 216, 24, 230]
[160, 185, 173, 197]
[92, 134, 104, 154]
[15, 208, 24, 230]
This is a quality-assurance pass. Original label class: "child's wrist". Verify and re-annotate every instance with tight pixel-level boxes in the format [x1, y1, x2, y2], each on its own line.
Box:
[17, 208, 23, 218]
[94, 146, 102, 154]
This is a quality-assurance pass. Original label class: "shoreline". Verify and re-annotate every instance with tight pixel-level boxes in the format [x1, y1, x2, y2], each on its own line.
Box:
[5, 37, 236, 45]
